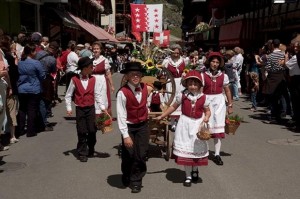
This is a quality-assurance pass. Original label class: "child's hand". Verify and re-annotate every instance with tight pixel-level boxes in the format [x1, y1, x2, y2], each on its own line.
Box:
[123, 137, 133, 148]
[67, 111, 72, 116]
[154, 115, 163, 120]
[227, 106, 233, 114]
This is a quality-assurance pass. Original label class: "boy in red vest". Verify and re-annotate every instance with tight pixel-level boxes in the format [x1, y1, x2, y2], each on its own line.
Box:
[116, 62, 149, 193]
[65, 57, 106, 162]
[147, 81, 165, 112]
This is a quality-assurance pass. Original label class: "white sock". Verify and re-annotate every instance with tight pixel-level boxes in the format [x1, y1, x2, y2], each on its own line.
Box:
[192, 166, 198, 172]
[184, 166, 192, 178]
[214, 138, 221, 156]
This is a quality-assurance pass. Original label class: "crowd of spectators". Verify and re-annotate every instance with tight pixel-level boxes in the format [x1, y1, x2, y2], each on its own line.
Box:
[1, 28, 299, 152]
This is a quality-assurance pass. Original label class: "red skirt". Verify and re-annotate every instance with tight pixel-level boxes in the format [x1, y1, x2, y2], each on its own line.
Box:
[175, 156, 208, 166]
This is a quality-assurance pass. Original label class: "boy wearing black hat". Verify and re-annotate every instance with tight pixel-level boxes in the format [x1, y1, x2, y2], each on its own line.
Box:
[65, 57, 107, 162]
[116, 62, 149, 193]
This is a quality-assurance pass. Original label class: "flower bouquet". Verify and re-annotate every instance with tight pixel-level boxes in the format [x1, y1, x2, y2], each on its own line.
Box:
[195, 22, 210, 33]
[95, 112, 113, 133]
[225, 114, 243, 135]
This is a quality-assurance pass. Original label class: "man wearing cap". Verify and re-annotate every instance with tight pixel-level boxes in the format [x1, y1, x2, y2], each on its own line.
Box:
[116, 62, 149, 193]
[79, 43, 92, 58]
[31, 32, 43, 52]
[35, 41, 59, 131]
[65, 57, 107, 162]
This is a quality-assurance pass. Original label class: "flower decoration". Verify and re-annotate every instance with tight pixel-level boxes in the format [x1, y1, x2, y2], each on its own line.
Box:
[95, 112, 112, 129]
[225, 114, 243, 125]
[195, 22, 210, 33]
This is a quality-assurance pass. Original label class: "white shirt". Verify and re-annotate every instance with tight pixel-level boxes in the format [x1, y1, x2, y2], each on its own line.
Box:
[66, 51, 79, 73]
[233, 53, 244, 73]
[116, 83, 142, 138]
[175, 91, 209, 108]
[285, 55, 300, 76]
[65, 74, 107, 113]
[16, 43, 24, 61]
[92, 55, 111, 71]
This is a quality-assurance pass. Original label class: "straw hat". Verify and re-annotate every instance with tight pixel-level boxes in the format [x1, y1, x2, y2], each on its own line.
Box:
[181, 70, 203, 87]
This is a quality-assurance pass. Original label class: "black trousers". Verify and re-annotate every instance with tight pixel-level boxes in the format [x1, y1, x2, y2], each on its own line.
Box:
[121, 121, 149, 186]
[150, 104, 162, 112]
[76, 106, 97, 156]
[18, 93, 41, 136]
[269, 80, 287, 119]
[290, 75, 300, 125]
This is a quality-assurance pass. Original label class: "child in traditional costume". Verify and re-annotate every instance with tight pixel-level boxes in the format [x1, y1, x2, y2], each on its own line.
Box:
[65, 57, 107, 162]
[147, 81, 165, 112]
[116, 62, 149, 193]
[202, 52, 233, 166]
[156, 70, 211, 187]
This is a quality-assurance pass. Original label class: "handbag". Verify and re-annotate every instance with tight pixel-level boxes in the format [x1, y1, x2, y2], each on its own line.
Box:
[196, 122, 211, 140]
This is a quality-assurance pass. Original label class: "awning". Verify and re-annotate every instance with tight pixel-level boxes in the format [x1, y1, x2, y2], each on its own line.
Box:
[52, 9, 79, 29]
[69, 13, 119, 43]
[219, 21, 243, 46]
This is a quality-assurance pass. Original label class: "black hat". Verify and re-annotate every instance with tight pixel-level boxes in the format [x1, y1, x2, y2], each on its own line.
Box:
[77, 57, 94, 70]
[120, 62, 145, 74]
[153, 81, 163, 90]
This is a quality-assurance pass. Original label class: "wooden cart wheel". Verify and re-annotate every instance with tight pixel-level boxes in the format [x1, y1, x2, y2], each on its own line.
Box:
[120, 67, 176, 106]
[164, 124, 174, 161]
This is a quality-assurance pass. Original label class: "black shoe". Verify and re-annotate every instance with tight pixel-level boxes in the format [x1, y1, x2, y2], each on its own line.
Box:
[88, 150, 95, 157]
[214, 155, 223, 165]
[79, 156, 88, 162]
[131, 185, 141, 193]
[44, 126, 54, 131]
[191, 170, 199, 182]
[26, 133, 37, 137]
[183, 178, 192, 187]
[122, 176, 130, 187]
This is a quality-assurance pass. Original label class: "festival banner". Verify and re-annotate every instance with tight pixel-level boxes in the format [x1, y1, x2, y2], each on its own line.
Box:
[130, 4, 163, 32]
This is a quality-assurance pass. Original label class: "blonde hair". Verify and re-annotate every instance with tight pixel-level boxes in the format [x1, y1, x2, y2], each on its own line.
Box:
[279, 44, 286, 52]
[10, 43, 16, 51]
[250, 72, 259, 81]
[225, 50, 235, 57]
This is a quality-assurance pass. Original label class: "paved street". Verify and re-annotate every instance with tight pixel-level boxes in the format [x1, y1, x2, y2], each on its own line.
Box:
[1, 73, 300, 199]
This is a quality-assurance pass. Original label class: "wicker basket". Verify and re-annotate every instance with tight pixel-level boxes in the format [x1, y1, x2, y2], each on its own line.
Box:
[196, 122, 211, 140]
[100, 124, 113, 134]
[225, 122, 240, 135]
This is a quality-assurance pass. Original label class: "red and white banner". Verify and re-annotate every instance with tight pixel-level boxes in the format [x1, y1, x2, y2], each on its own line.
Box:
[153, 30, 170, 47]
[130, 4, 163, 32]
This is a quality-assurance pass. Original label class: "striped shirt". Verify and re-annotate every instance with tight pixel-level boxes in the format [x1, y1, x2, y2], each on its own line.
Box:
[266, 49, 285, 72]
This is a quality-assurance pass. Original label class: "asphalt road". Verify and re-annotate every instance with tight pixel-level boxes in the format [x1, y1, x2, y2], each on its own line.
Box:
[1, 73, 300, 199]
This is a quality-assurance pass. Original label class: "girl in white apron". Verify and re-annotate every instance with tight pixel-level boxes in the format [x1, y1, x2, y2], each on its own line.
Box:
[156, 70, 211, 187]
[203, 52, 233, 166]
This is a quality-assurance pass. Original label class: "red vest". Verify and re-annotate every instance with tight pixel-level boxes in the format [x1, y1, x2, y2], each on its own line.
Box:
[121, 83, 148, 123]
[72, 75, 95, 107]
[93, 61, 105, 75]
[166, 61, 185, 78]
[203, 72, 224, 94]
[151, 92, 160, 105]
[181, 94, 206, 119]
